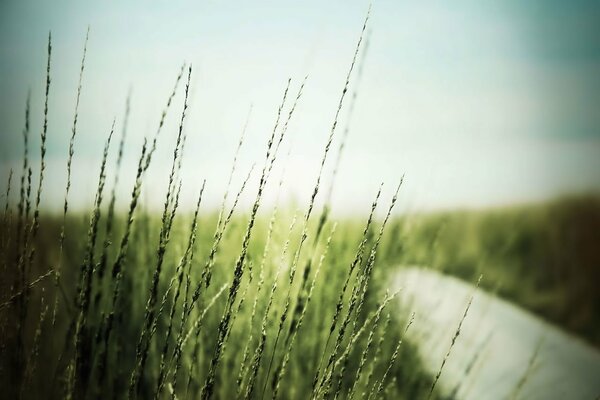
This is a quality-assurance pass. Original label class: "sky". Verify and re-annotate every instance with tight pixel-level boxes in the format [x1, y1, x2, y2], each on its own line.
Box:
[0, 0, 599, 216]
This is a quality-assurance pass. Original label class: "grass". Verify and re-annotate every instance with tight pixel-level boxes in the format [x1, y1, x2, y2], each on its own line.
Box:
[1, 6, 599, 400]
[0, 9, 444, 399]
[382, 196, 600, 346]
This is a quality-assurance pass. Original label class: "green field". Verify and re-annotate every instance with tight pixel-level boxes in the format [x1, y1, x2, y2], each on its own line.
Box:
[2, 186, 598, 399]
[1, 205, 441, 399]
[382, 196, 600, 346]
[1, 17, 598, 399]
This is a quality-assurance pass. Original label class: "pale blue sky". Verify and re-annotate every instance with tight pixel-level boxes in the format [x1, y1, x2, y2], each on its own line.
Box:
[1, 0, 599, 214]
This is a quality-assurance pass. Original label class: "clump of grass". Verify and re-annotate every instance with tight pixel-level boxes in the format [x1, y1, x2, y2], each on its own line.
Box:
[68, 120, 114, 399]
[371, 312, 415, 400]
[235, 173, 288, 398]
[94, 137, 148, 387]
[235, 204, 277, 397]
[0, 7, 469, 400]
[315, 290, 400, 399]
[95, 64, 186, 388]
[360, 312, 391, 400]
[185, 107, 254, 320]
[271, 222, 337, 399]
[13, 33, 52, 394]
[244, 212, 298, 400]
[310, 185, 381, 396]
[200, 76, 297, 400]
[154, 180, 205, 398]
[129, 66, 192, 398]
[163, 160, 255, 400]
[346, 289, 385, 400]
[320, 181, 401, 399]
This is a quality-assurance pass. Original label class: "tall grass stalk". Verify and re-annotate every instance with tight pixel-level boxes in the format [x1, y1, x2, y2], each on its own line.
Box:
[53, 27, 89, 325]
[266, 76, 306, 182]
[16, 163, 32, 288]
[229, 155, 292, 400]
[185, 108, 255, 320]
[173, 109, 253, 373]
[6, 94, 30, 395]
[2, 169, 12, 221]
[324, 28, 371, 208]
[153, 180, 206, 398]
[143, 64, 186, 173]
[25, 31, 52, 277]
[165, 162, 255, 399]
[0, 269, 54, 311]
[95, 90, 131, 306]
[129, 66, 192, 398]
[15, 91, 30, 261]
[68, 120, 114, 399]
[217, 105, 251, 231]
[178, 283, 228, 350]
[9, 92, 30, 305]
[427, 275, 482, 399]
[235, 260, 267, 398]
[1, 169, 13, 264]
[222, 257, 253, 348]
[349, 181, 402, 333]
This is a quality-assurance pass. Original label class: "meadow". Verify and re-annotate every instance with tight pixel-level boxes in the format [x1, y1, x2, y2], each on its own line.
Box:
[0, 16, 443, 399]
[1, 10, 599, 400]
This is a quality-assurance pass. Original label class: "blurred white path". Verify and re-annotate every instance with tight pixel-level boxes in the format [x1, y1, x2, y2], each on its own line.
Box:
[395, 267, 600, 400]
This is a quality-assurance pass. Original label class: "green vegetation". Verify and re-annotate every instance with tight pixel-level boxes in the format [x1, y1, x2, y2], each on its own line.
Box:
[0, 13, 441, 400]
[381, 196, 600, 346]
[1, 8, 598, 400]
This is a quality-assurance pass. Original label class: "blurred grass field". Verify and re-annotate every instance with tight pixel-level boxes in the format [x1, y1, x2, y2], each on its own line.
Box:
[383, 195, 600, 346]
[1, 11, 599, 398]
[1, 208, 439, 399]
[1, 195, 598, 399]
